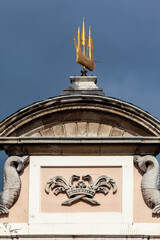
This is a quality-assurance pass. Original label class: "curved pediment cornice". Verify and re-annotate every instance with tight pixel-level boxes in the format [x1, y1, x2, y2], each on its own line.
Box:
[0, 95, 159, 137]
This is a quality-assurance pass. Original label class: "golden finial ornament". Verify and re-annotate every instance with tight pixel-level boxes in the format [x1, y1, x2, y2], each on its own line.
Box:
[73, 18, 96, 72]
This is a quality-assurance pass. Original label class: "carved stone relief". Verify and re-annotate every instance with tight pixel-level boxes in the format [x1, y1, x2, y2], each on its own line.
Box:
[45, 174, 117, 206]
[34, 122, 135, 138]
[0, 156, 29, 214]
[134, 155, 160, 214]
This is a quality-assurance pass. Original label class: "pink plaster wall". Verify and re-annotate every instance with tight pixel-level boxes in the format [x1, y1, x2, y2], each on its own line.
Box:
[41, 167, 122, 213]
[1, 163, 159, 223]
[0, 165, 29, 223]
[134, 166, 160, 223]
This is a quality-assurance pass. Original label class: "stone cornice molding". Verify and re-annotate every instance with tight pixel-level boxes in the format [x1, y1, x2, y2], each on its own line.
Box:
[0, 136, 159, 156]
[0, 95, 159, 137]
[0, 136, 160, 144]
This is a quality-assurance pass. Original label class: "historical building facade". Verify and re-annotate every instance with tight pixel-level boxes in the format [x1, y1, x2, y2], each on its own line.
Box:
[0, 75, 159, 239]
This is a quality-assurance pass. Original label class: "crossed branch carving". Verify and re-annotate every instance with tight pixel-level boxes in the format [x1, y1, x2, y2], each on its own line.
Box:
[45, 174, 117, 206]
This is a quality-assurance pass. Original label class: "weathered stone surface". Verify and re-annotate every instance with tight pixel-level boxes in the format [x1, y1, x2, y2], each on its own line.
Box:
[88, 122, 100, 137]
[40, 128, 54, 136]
[123, 131, 134, 137]
[52, 125, 65, 137]
[33, 122, 137, 137]
[111, 127, 124, 136]
[77, 122, 87, 136]
[98, 124, 112, 137]
[64, 123, 76, 137]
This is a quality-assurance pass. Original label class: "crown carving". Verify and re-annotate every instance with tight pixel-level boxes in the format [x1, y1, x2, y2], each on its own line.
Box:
[45, 174, 117, 206]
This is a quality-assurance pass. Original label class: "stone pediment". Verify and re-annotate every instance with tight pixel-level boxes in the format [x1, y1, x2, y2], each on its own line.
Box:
[31, 122, 134, 137]
[0, 95, 159, 137]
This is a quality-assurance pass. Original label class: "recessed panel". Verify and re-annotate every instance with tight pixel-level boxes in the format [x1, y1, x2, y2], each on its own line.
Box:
[41, 167, 122, 213]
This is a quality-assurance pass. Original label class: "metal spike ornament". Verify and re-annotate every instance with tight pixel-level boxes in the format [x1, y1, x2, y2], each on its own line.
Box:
[73, 18, 96, 72]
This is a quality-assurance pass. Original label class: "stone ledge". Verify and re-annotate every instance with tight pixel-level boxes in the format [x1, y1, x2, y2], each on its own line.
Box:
[1, 222, 160, 237]
[0, 136, 160, 144]
[0, 136, 159, 156]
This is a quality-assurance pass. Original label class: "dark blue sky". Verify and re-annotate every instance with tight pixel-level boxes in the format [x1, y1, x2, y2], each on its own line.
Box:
[0, 1, 160, 187]
[0, 0, 160, 121]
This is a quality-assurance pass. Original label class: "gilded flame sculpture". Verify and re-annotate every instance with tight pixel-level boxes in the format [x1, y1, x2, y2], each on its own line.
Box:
[45, 174, 117, 206]
[73, 18, 96, 72]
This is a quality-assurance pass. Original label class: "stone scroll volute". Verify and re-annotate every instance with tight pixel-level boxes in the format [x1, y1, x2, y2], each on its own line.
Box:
[0, 155, 29, 214]
[134, 155, 160, 214]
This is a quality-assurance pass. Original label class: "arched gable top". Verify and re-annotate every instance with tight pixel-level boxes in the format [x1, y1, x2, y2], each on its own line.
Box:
[0, 95, 159, 137]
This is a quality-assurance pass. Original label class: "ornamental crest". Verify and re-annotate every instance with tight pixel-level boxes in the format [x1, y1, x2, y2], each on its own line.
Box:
[45, 174, 117, 206]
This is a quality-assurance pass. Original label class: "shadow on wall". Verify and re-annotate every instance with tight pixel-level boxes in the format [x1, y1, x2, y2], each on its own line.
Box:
[0, 151, 8, 191]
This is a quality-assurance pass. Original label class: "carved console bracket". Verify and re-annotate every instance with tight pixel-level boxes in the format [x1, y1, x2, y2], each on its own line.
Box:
[134, 155, 160, 214]
[45, 174, 117, 206]
[0, 155, 29, 215]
